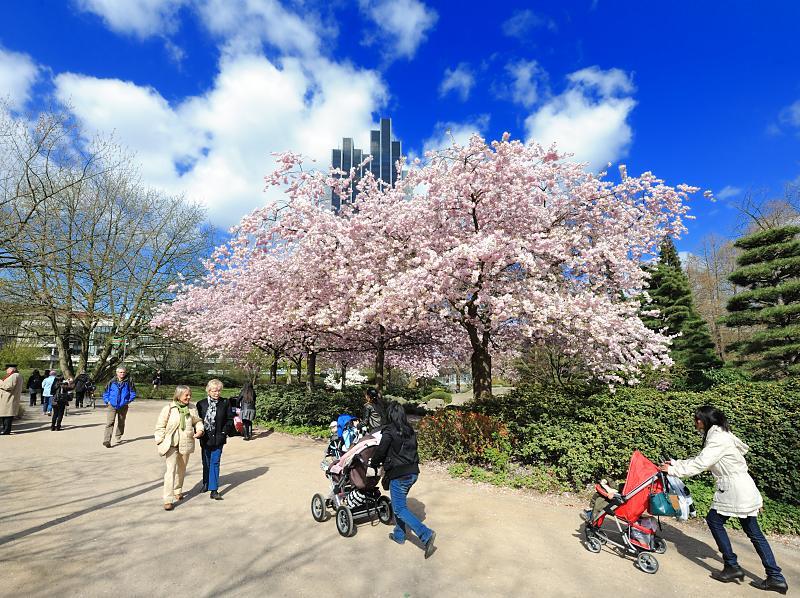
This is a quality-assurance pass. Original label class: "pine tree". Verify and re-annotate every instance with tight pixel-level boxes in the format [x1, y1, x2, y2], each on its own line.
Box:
[722, 225, 800, 378]
[643, 237, 722, 379]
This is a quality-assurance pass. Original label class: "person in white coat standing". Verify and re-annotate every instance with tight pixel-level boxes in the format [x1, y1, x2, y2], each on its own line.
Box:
[661, 406, 787, 594]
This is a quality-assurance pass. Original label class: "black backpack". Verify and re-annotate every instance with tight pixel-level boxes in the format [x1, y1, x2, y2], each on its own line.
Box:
[74, 374, 86, 393]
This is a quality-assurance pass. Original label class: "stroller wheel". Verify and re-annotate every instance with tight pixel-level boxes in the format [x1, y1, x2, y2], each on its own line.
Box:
[653, 537, 667, 554]
[636, 552, 659, 574]
[376, 495, 393, 525]
[335, 506, 354, 537]
[585, 536, 602, 553]
[311, 493, 329, 522]
[595, 529, 608, 545]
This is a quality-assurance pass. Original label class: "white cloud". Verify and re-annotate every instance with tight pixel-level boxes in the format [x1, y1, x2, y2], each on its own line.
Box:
[779, 100, 800, 129]
[524, 66, 636, 171]
[503, 60, 546, 108]
[501, 9, 556, 39]
[717, 185, 742, 200]
[55, 53, 387, 227]
[0, 47, 40, 110]
[359, 0, 438, 60]
[422, 115, 490, 154]
[75, 0, 188, 37]
[439, 63, 474, 101]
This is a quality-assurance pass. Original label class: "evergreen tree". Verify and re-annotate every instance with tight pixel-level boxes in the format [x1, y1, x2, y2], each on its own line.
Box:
[642, 237, 722, 379]
[722, 225, 800, 378]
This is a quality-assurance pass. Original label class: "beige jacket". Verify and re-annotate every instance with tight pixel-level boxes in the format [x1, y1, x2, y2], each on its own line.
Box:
[668, 425, 763, 516]
[0, 372, 22, 417]
[154, 403, 204, 456]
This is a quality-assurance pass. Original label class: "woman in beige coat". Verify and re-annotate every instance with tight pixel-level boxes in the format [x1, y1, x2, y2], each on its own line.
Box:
[154, 385, 204, 511]
[661, 406, 787, 594]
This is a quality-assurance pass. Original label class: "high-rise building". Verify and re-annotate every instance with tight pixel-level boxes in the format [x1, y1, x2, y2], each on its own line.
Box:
[330, 117, 402, 211]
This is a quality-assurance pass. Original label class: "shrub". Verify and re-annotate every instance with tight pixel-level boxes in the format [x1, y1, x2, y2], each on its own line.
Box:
[418, 410, 511, 470]
[254, 385, 364, 427]
[466, 380, 800, 505]
[422, 389, 452, 404]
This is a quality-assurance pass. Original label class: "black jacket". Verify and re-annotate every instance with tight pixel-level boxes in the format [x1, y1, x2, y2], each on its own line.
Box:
[369, 425, 420, 481]
[363, 401, 387, 431]
[197, 398, 230, 448]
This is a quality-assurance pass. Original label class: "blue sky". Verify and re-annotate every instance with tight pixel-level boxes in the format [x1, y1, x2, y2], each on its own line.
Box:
[2, 0, 799, 257]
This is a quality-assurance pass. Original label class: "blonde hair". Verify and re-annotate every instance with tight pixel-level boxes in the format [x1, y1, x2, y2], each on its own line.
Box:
[205, 379, 224, 393]
[173, 385, 191, 402]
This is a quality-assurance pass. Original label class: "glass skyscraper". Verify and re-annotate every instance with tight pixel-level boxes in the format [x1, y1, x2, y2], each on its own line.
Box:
[330, 117, 401, 211]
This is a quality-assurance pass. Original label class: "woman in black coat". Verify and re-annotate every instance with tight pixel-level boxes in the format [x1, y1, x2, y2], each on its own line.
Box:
[196, 379, 230, 500]
[369, 401, 436, 559]
[27, 369, 42, 407]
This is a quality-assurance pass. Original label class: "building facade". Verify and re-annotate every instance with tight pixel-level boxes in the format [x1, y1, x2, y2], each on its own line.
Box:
[330, 117, 402, 211]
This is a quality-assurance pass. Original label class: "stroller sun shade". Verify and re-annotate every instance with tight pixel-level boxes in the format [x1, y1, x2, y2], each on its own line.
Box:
[615, 450, 662, 522]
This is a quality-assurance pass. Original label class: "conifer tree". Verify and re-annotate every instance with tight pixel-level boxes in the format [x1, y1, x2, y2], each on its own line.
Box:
[722, 225, 800, 378]
[643, 237, 722, 379]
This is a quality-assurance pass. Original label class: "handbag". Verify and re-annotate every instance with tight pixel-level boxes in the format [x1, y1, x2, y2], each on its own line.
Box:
[649, 489, 681, 517]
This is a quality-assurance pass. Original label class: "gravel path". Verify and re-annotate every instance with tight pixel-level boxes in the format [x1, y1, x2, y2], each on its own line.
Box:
[2, 401, 797, 597]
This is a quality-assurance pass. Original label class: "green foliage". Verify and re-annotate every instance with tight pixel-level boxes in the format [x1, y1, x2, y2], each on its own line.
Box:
[254, 384, 365, 427]
[642, 237, 722, 381]
[418, 410, 511, 470]
[422, 389, 453, 404]
[448, 463, 570, 493]
[724, 225, 800, 379]
[466, 380, 800, 505]
[0, 344, 42, 369]
[260, 420, 330, 439]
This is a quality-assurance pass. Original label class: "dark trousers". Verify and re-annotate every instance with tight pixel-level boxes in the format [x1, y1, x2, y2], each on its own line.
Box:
[706, 508, 784, 580]
[51, 403, 67, 430]
[0, 416, 12, 435]
[75, 392, 85, 408]
[29, 391, 39, 406]
[243, 419, 253, 439]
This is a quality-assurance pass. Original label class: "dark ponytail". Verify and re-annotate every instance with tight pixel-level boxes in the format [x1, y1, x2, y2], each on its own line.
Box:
[694, 405, 730, 445]
[386, 401, 413, 438]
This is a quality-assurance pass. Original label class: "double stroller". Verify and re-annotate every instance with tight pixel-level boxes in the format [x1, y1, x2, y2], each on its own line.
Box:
[583, 450, 684, 574]
[311, 421, 394, 537]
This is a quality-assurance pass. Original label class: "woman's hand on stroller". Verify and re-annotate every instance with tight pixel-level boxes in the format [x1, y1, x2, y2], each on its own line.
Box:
[659, 462, 671, 472]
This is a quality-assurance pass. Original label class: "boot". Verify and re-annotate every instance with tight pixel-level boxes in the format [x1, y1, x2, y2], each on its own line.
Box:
[752, 577, 789, 594]
[713, 564, 745, 583]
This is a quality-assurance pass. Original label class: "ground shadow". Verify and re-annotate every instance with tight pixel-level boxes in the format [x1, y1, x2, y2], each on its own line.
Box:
[12, 422, 102, 435]
[118, 435, 153, 444]
[219, 466, 270, 496]
[250, 429, 274, 440]
[0, 479, 162, 547]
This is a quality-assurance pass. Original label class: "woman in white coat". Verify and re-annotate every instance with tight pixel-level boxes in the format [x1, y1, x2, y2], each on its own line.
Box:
[154, 385, 204, 511]
[661, 406, 787, 594]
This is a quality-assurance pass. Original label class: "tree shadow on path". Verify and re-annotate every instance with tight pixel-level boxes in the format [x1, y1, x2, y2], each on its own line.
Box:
[0, 479, 162, 547]
[220, 466, 270, 496]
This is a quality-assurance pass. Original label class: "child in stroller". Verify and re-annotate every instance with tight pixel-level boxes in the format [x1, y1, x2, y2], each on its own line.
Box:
[312, 430, 394, 537]
[582, 450, 677, 574]
[324, 414, 363, 464]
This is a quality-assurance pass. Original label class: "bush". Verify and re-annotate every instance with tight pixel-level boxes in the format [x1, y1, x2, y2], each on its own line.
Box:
[422, 389, 452, 404]
[254, 384, 365, 427]
[466, 380, 800, 505]
[418, 410, 511, 470]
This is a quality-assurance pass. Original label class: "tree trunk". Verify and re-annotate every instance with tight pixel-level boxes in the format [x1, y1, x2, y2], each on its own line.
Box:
[465, 322, 492, 400]
[306, 351, 316, 391]
[386, 362, 392, 388]
[454, 363, 462, 393]
[340, 362, 347, 390]
[270, 349, 279, 385]
[295, 357, 302, 384]
[374, 325, 386, 392]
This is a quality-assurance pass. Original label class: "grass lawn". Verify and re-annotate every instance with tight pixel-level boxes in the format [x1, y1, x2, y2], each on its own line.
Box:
[139, 385, 241, 403]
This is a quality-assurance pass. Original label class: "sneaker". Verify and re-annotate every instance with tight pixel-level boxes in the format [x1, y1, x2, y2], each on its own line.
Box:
[102, 441, 111, 448]
[424, 531, 436, 559]
[164, 503, 174, 511]
[581, 509, 593, 523]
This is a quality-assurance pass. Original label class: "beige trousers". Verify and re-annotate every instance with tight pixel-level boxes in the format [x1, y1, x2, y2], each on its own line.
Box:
[163, 446, 191, 503]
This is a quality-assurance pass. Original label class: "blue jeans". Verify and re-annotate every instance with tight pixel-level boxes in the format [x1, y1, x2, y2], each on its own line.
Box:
[389, 474, 433, 544]
[42, 396, 52, 414]
[201, 446, 223, 491]
[706, 508, 784, 581]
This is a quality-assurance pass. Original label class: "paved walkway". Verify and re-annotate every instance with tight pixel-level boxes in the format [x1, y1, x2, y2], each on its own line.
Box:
[1, 402, 797, 597]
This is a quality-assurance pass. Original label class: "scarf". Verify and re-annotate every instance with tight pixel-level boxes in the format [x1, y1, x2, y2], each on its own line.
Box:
[203, 397, 218, 434]
[173, 400, 190, 431]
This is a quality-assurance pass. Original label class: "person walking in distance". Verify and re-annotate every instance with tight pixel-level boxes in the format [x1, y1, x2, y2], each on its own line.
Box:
[196, 379, 229, 500]
[102, 366, 136, 448]
[0, 364, 23, 435]
[51, 376, 73, 431]
[238, 381, 256, 440]
[27, 369, 43, 407]
[41, 370, 56, 416]
[73, 372, 90, 408]
[154, 385, 204, 511]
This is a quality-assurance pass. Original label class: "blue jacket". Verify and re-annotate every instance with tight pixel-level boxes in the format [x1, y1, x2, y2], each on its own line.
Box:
[103, 377, 136, 409]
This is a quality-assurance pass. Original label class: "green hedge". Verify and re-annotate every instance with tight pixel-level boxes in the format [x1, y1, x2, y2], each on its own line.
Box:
[254, 385, 366, 427]
[465, 379, 800, 505]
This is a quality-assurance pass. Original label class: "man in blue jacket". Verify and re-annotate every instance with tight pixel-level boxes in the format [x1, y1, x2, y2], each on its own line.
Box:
[102, 366, 136, 448]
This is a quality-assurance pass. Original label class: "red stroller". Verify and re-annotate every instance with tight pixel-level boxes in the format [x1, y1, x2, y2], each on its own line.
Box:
[583, 450, 673, 574]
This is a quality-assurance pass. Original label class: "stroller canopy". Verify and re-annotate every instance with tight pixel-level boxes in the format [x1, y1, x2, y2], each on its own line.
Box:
[336, 414, 356, 439]
[616, 450, 662, 523]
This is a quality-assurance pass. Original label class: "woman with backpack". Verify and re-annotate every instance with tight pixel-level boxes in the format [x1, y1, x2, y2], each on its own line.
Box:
[51, 376, 73, 431]
[238, 382, 257, 440]
[154, 385, 204, 511]
[661, 406, 787, 594]
[369, 401, 436, 559]
[27, 369, 42, 407]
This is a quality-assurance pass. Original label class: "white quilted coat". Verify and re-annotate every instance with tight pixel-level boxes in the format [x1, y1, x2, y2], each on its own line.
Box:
[668, 425, 763, 517]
